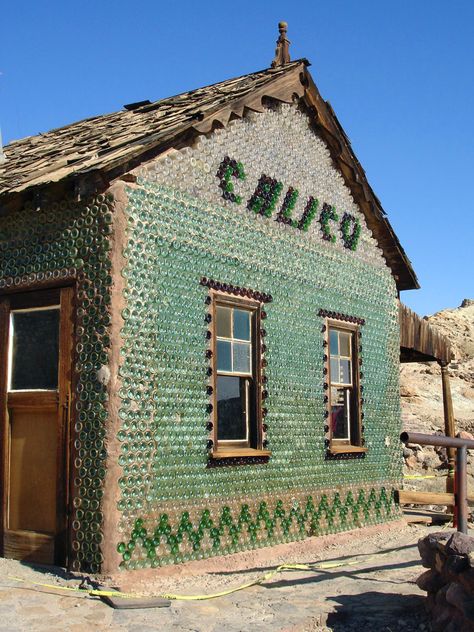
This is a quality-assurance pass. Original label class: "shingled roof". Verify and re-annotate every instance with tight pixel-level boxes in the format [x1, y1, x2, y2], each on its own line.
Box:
[0, 62, 306, 197]
[0, 60, 419, 290]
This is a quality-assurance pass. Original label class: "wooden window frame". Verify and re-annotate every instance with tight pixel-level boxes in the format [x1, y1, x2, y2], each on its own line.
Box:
[209, 290, 270, 459]
[325, 318, 367, 455]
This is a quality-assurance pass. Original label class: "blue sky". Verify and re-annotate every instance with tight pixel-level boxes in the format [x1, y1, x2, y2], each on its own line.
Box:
[1, 1, 472, 316]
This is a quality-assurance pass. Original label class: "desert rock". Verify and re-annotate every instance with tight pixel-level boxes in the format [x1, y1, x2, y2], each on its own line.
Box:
[401, 299, 474, 492]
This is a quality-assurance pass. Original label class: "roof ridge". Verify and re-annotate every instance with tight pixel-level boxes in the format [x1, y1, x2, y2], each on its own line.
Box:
[3, 61, 308, 150]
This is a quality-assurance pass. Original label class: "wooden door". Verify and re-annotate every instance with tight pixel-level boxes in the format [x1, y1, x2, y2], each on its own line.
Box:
[0, 287, 73, 565]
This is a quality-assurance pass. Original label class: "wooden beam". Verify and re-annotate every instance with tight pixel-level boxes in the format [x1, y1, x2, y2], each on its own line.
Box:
[397, 490, 455, 505]
[403, 509, 453, 525]
[397, 490, 474, 505]
[439, 362, 456, 504]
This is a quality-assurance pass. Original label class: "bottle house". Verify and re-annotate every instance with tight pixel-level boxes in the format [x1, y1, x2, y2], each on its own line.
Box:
[0, 27, 449, 574]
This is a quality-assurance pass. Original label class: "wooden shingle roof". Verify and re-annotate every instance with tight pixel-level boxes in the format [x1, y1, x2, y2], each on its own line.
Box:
[0, 62, 304, 197]
[0, 60, 419, 290]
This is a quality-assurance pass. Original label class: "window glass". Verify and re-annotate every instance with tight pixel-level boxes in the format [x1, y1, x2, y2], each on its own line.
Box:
[233, 309, 250, 341]
[216, 340, 232, 372]
[340, 359, 351, 385]
[216, 376, 248, 441]
[339, 332, 350, 357]
[216, 306, 232, 338]
[329, 329, 339, 355]
[331, 387, 350, 440]
[233, 342, 251, 373]
[10, 308, 60, 391]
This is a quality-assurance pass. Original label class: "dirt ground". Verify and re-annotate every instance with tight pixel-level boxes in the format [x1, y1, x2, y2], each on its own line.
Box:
[0, 520, 452, 632]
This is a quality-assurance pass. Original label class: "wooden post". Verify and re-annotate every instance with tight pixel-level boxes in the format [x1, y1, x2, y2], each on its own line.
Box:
[456, 446, 468, 534]
[439, 362, 456, 496]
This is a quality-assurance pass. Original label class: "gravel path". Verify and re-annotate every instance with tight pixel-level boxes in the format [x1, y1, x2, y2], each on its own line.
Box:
[0, 521, 449, 631]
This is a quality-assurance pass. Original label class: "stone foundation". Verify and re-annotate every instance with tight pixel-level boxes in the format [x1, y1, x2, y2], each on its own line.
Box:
[417, 531, 474, 631]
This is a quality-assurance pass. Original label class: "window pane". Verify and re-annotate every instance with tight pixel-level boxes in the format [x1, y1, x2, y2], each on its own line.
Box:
[329, 329, 339, 355]
[330, 358, 338, 383]
[233, 342, 251, 373]
[217, 340, 232, 372]
[216, 306, 232, 338]
[339, 332, 351, 357]
[233, 308, 250, 341]
[339, 359, 351, 384]
[10, 309, 60, 390]
[331, 387, 350, 440]
[217, 376, 248, 441]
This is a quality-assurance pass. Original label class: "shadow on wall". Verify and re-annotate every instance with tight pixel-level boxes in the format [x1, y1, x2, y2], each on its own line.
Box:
[326, 591, 426, 631]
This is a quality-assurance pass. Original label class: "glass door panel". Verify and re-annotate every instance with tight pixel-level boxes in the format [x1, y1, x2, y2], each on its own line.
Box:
[9, 307, 60, 391]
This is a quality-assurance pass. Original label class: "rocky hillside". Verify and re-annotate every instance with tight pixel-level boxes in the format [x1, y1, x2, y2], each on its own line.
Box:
[400, 299, 474, 495]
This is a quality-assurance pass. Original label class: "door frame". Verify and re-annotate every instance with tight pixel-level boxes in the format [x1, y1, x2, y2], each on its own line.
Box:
[0, 282, 75, 566]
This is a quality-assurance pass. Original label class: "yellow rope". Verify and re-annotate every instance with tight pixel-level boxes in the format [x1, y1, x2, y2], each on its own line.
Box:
[3, 544, 423, 602]
[404, 474, 448, 479]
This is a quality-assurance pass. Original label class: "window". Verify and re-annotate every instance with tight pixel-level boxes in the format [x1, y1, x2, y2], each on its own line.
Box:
[208, 290, 269, 458]
[327, 320, 365, 452]
[215, 303, 252, 444]
[9, 306, 60, 391]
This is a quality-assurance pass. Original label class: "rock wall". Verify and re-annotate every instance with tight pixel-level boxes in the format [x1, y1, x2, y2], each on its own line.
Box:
[417, 531, 474, 631]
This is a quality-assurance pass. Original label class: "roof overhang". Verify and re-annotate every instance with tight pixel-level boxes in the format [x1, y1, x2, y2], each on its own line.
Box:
[399, 301, 452, 364]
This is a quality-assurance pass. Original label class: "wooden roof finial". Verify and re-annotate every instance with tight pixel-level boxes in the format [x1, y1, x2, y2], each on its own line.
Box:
[271, 21, 291, 68]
